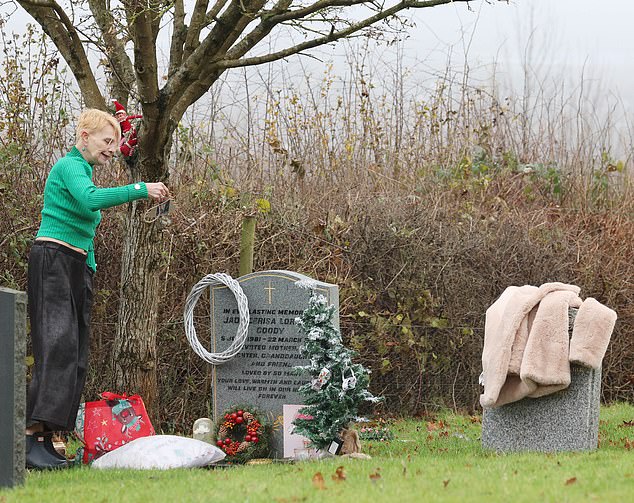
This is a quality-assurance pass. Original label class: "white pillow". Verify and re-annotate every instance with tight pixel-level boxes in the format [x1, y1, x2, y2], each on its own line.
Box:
[91, 435, 226, 470]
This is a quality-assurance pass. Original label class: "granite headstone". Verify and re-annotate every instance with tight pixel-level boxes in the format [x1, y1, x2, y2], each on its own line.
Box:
[482, 365, 601, 452]
[482, 308, 601, 452]
[210, 270, 338, 457]
[482, 309, 601, 452]
[0, 287, 27, 488]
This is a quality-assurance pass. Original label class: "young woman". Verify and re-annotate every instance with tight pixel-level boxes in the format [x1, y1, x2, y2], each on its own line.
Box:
[25, 108, 170, 469]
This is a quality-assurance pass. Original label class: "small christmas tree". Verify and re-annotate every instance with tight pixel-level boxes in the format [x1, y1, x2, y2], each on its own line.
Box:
[292, 289, 381, 451]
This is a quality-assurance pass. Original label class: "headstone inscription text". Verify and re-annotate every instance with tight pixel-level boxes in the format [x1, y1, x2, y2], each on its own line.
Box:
[0, 287, 26, 488]
[210, 271, 339, 457]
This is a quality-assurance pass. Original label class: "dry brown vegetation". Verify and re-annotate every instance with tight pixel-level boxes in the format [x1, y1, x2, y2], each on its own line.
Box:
[1, 30, 632, 431]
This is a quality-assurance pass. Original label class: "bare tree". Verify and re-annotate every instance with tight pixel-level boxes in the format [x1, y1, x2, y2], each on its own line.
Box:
[14, 0, 491, 416]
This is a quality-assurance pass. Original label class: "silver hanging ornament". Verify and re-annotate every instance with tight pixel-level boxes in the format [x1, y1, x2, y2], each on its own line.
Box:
[342, 366, 357, 391]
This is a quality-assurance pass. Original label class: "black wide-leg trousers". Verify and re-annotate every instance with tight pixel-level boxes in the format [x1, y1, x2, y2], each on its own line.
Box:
[27, 241, 94, 431]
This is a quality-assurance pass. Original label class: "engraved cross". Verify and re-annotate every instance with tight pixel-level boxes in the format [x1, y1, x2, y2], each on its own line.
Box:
[264, 281, 275, 304]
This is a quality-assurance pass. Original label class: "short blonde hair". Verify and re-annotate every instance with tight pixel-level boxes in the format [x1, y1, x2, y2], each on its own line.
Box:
[75, 108, 121, 143]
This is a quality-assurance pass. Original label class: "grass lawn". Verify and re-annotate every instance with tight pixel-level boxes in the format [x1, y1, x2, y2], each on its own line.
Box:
[2, 403, 633, 503]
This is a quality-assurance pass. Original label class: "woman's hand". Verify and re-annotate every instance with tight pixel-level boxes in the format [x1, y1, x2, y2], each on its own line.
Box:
[146, 182, 171, 202]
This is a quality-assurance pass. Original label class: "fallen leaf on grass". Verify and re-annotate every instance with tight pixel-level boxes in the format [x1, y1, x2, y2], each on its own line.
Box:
[312, 472, 326, 490]
[332, 466, 346, 482]
[469, 416, 481, 423]
[369, 469, 382, 482]
[443, 479, 450, 488]
[623, 438, 633, 449]
[427, 420, 447, 432]
[565, 477, 577, 486]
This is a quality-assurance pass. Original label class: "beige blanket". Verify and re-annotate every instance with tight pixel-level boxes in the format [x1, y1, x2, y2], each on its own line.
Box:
[480, 282, 617, 408]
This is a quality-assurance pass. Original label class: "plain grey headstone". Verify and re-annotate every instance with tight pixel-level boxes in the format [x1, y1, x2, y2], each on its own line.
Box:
[482, 364, 601, 452]
[210, 270, 338, 458]
[0, 287, 26, 488]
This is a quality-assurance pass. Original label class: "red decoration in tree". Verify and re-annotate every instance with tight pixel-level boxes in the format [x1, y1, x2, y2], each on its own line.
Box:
[112, 99, 142, 158]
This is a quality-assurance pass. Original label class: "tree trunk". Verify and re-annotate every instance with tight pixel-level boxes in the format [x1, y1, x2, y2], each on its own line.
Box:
[111, 111, 175, 422]
[113, 199, 162, 420]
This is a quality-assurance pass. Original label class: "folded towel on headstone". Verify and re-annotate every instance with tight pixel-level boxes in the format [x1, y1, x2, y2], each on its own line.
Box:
[480, 282, 616, 408]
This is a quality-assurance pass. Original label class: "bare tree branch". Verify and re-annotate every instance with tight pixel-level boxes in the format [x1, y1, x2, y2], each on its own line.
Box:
[17, 0, 479, 125]
[122, 0, 161, 112]
[222, 0, 294, 61]
[257, 0, 369, 25]
[222, 0, 472, 69]
[87, 0, 136, 104]
[166, 0, 470, 118]
[161, 0, 267, 117]
[17, 0, 105, 108]
[204, 0, 230, 27]
[182, 0, 210, 62]
[167, 0, 187, 77]
[209, 0, 269, 57]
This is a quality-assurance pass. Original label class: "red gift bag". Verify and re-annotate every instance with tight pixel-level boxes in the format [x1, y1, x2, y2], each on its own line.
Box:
[75, 392, 155, 464]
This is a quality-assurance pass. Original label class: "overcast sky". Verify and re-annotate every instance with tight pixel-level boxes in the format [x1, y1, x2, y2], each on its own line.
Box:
[4, 0, 633, 111]
[406, 0, 634, 104]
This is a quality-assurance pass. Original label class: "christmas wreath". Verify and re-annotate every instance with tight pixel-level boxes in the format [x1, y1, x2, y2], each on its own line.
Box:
[214, 405, 269, 463]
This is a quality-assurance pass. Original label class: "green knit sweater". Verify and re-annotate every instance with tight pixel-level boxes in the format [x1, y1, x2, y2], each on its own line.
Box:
[36, 147, 149, 271]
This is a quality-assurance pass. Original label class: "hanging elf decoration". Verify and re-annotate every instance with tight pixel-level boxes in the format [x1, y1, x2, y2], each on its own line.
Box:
[213, 405, 269, 463]
[292, 288, 381, 453]
[112, 99, 142, 158]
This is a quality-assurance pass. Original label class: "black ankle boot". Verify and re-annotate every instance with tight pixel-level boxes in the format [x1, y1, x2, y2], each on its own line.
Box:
[43, 433, 67, 461]
[26, 434, 68, 470]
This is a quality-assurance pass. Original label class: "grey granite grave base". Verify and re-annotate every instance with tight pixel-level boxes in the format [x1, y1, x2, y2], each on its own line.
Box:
[0, 287, 27, 488]
[482, 364, 601, 452]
